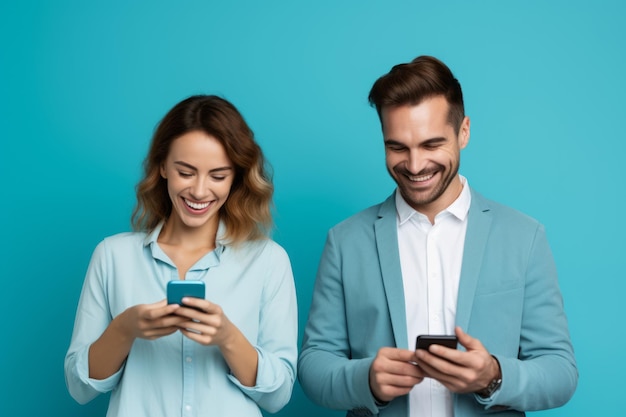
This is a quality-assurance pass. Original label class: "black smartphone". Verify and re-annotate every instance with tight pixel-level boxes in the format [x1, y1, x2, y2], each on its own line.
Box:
[415, 335, 458, 350]
[167, 280, 205, 308]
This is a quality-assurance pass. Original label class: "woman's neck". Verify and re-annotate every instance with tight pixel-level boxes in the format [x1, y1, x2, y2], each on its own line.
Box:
[157, 216, 219, 252]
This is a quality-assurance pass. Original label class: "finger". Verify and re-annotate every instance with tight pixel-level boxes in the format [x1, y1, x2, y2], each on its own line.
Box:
[380, 347, 420, 363]
[142, 326, 180, 339]
[154, 299, 169, 307]
[180, 297, 212, 311]
[417, 361, 461, 391]
[427, 343, 464, 365]
[455, 327, 485, 351]
[370, 370, 423, 402]
[159, 314, 188, 327]
[173, 305, 205, 319]
[381, 361, 424, 380]
[176, 318, 217, 337]
[143, 302, 180, 320]
[373, 349, 423, 380]
[380, 379, 423, 393]
[416, 349, 458, 376]
[180, 328, 215, 345]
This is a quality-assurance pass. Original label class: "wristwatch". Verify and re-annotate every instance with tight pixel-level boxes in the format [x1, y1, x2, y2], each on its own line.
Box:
[476, 356, 502, 398]
[476, 376, 502, 398]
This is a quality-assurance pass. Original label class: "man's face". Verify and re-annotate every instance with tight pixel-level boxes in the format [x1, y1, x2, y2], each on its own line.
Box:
[382, 96, 469, 220]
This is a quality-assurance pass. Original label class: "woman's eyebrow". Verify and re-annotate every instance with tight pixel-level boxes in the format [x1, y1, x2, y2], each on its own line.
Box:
[174, 161, 197, 170]
[174, 161, 233, 173]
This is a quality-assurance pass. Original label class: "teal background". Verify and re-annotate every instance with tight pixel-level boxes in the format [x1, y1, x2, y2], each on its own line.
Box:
[1, 1, 623, 415]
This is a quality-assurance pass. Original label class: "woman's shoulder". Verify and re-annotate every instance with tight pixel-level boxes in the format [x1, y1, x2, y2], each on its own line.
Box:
[96, 230, 150, 253]
[233, 237, 290, 261]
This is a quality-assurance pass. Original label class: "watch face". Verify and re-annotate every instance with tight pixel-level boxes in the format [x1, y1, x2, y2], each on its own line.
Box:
[488, 378, 502, 395]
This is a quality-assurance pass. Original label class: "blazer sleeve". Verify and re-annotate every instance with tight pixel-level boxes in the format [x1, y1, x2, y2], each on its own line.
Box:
[483, 224, 578, 411]
[298, 229, 381, 414]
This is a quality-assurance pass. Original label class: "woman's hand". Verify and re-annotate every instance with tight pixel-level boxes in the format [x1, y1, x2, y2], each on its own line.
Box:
[173, 297, 259, 387]
[171, 297, 236, 347]
[115, 299, 184, 340]
[89, 299, 185, 380]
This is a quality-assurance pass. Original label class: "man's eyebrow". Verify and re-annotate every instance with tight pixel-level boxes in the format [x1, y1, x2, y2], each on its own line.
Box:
[422, 137, 447, 145]
[384, 137, 447, 146]
[173, 161, 233, 173]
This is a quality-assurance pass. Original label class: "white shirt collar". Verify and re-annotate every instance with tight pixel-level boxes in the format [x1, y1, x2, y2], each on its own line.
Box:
[395, 175, 471, 225]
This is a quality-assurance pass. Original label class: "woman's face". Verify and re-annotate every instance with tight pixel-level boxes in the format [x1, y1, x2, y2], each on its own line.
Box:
[160, 130, 234, 233]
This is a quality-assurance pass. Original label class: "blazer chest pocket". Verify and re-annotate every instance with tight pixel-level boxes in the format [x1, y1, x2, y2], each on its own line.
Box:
[469, 286, 524, 357]
[474, 268, 524, 296]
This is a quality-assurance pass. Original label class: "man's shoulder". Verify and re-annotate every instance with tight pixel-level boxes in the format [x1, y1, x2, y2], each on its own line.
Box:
[336, 203, 383, 226]
[470, 188, 542, 229]
[328, 195, 393, 236]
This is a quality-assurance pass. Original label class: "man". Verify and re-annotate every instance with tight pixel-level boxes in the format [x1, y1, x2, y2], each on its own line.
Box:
[298, 56, 577, 417]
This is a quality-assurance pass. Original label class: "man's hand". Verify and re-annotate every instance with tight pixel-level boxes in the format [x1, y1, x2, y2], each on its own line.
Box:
[415, 327, 501, 394]
[369, 347, 425, 403]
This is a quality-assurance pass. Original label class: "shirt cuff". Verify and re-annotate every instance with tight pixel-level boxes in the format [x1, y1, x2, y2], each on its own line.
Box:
[77, 347, 124, 393]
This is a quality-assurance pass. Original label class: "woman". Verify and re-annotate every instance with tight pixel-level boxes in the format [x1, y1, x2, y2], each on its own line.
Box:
[65, 95, 297, 416]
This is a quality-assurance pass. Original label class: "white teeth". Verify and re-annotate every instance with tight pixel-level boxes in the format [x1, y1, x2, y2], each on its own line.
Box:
[184, 198, 210, 210]
[408, 173, 434, 182]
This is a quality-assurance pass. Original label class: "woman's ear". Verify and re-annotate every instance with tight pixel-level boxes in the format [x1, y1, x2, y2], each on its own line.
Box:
[160, 164, 167, 179]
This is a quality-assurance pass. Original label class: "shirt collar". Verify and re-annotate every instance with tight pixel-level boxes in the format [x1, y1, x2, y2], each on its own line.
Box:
[143, 221, 227, 247]
[143, 220, 226, 267]
[396, 175, 471, 225]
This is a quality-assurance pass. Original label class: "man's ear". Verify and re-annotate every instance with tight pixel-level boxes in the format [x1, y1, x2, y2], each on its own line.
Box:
[459, 116, 470, 150]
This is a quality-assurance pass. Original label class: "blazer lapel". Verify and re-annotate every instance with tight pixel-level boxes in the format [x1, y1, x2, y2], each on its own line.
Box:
[375, 194, 409, 349]
[456, 189, 492, 333]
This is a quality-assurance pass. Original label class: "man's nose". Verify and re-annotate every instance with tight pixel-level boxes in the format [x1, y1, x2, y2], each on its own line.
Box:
[407, 149, 425, 174]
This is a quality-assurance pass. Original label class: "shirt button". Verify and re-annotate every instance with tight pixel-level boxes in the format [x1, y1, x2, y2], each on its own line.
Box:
[185, 405, 192, 411]
[186, 357, 192, 363]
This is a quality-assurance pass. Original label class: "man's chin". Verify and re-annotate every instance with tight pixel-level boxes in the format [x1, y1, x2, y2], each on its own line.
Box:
[399, 188, 436, 208]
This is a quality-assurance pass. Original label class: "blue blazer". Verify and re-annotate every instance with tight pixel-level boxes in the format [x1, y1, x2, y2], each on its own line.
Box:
[298, 189, 577, 416]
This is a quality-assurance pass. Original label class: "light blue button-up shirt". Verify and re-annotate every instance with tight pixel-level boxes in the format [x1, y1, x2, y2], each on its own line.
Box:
[65, 223, 298, 416]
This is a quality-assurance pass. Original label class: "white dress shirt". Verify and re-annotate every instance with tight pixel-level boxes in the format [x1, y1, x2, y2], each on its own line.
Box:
[396, 176, 471, 417]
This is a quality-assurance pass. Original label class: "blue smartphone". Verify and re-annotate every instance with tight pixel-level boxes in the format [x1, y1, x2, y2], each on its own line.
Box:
[167, 280, 205, 307]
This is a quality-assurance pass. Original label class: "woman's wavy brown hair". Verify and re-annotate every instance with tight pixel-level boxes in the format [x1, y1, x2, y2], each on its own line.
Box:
[131, 95, 273, 244]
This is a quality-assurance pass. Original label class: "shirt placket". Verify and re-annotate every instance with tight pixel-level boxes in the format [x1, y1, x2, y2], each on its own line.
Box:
[168, 266, 196, 417]
[426, 223, 449, 410]
[426, 224, 444, 335]
[182, 336, 195, 417]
